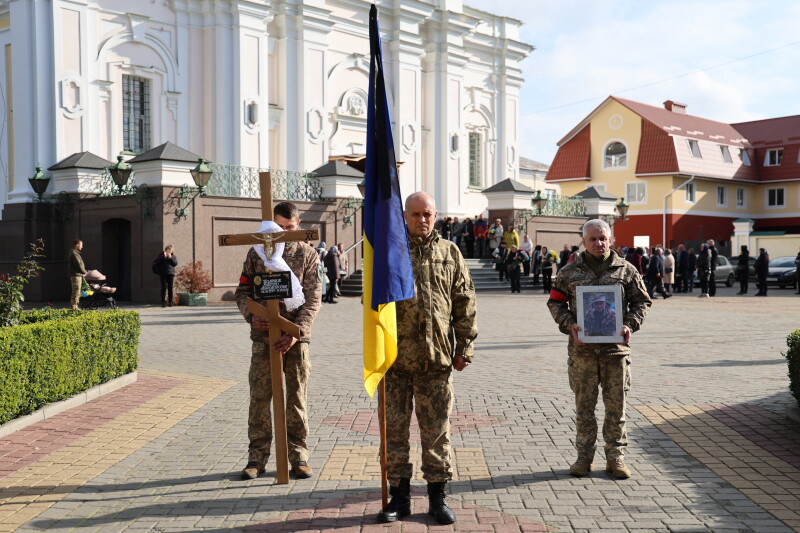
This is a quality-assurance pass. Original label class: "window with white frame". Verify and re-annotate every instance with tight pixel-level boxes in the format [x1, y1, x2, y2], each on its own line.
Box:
[468, 132, 482, 187]
[685, 182, 696, 203]
[626, 182, 646, 204]
[736, 187, 745, 208]
[720, 145, 733, 163]
[716, 185, 727, 207]
[122, 75, 151, 154]
[592, 183, 607, 192]
[767, 187, 785, 207]
[688, 139, 702, 158]
[604, 141, 627, 168]
[544, 189, 557, 200]
[739, 148, 751, 166]
[765, 148, 783, 166]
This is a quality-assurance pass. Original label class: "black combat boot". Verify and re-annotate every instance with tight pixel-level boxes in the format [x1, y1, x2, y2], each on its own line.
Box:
[377, 478, 411, 523]
[427, 481, 456, 525]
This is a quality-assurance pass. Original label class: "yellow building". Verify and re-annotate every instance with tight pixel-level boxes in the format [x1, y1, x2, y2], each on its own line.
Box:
[546, 96, 800, 252]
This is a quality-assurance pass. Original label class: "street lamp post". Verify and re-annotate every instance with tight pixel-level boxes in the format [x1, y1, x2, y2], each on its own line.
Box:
[177, 158, 213, 218]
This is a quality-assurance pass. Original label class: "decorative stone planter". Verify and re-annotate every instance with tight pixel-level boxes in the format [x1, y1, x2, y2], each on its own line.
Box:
[177, 292, 207, 306]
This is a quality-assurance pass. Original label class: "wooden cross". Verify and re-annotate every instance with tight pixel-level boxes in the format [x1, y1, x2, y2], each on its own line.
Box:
[218, 171, 319, 484]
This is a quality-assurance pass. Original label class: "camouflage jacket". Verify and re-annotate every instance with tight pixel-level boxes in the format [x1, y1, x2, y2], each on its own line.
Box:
[395, 232, 478, 372]
[547, 251, 651, 357]
[235, 242, 322, 343]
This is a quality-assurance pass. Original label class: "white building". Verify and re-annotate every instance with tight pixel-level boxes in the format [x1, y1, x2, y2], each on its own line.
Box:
[0, 0, 532, 218]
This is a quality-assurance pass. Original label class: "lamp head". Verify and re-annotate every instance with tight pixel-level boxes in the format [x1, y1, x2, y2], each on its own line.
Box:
[108, 155, 133, 191]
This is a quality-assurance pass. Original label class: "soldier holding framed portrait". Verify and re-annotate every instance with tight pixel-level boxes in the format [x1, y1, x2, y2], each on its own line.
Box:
[547, 219, 651, 479]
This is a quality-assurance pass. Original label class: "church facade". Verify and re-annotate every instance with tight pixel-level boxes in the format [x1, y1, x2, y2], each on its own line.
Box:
[0, 0, 531, 217]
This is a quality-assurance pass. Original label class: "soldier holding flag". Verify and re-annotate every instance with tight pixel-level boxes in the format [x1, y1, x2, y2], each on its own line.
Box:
[377, 191, 478, 525]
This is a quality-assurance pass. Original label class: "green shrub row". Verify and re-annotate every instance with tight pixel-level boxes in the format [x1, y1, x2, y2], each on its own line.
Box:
[0, 309, 140, 425]
[786, 329, 800, 409]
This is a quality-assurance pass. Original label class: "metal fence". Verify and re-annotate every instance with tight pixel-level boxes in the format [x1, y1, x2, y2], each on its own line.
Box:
[538, 194, 586, 217]
[206, 164, 323, 201]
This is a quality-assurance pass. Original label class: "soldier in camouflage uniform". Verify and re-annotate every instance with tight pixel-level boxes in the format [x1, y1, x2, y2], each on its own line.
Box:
[583, 295, 616, 337]
[377, 192, 477, 526]
[235, 202, 321, 481]
[547, 219, 650, 479]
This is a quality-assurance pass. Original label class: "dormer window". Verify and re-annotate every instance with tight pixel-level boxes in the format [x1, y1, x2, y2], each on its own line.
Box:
[688, 139, 702, 158]
[739, 148, 751, 166]
[719, 145, 732, 163]
[604, 141, 627, 168]
[765, 149, 783, 166]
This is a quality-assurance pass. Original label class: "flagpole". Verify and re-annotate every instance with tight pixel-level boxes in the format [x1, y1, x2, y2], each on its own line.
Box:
[379, 377, 388, 509]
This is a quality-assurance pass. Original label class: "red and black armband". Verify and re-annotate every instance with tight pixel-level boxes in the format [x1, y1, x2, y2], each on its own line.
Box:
[548, 287, 569, 304]
[238, 272, 251, 286]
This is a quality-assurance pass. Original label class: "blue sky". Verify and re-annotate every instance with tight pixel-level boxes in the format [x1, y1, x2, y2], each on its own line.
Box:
[465, 0, 800, 165]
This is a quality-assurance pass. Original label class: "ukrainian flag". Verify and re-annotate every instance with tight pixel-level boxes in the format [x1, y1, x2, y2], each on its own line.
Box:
[362, 4, 415, 397]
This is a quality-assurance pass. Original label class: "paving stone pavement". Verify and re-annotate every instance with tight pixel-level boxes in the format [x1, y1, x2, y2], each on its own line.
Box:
[2, 285, 800, 532]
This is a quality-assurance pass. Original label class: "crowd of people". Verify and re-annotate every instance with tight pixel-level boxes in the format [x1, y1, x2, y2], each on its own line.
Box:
[429, 215, 796, 298]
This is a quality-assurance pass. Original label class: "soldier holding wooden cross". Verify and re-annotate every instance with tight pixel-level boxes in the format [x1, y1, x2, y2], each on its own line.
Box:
[234, 201, 322, 481]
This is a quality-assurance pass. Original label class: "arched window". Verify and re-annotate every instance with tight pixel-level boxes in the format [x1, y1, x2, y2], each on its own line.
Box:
[604, 141, 627, 168]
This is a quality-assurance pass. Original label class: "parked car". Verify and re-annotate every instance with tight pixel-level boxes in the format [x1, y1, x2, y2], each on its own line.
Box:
[730, 256, 756, 282]
[765, 256, 798, 289]
[694, 255, 735, 287]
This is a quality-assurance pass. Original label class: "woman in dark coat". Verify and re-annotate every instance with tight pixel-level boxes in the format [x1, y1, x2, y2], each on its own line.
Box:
[736, 245, 750, 295]
[755, 248, 769, 296]
[323, 245, 340, 303]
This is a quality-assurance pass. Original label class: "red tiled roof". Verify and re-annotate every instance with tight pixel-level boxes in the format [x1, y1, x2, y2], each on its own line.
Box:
[550, 96, 800, 183]
[636, 120, 678, 175]
[546, 125, 591, 181]
[613, 97, 747, 146]
[750, 145, 800, 182]
[732, 115, 800, 146]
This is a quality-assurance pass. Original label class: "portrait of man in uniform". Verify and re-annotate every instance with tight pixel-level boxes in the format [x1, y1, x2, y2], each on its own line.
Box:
[576, 286, 623, 343]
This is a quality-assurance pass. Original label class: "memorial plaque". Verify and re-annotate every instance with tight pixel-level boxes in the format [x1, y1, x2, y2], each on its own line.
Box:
[253, 271, 293, 301]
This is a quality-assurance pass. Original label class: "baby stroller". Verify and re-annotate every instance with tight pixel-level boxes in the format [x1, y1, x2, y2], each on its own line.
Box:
[79, 270, 118, 310]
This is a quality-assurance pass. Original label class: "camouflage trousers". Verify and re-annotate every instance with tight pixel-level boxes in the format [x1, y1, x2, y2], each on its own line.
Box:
[69, 275, 82, 309]
[384, 367, 453, 485]
[247, 340, 311, 464]
[567, 354, 631, 459]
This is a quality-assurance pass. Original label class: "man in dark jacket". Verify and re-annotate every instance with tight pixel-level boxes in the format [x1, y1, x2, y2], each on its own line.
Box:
[675, 244, 688, 293]
[323, 245, 340, 303]
[687, 248, 697, 292]
[67, 239, 87, 310]
[696, 244, 712, 297]
[154, 244, 178, 306]
[755, 248, 769, 296]
[707, 239, 719, 296]
[646, 248, 670, 299]
[462, 217, 475, 258]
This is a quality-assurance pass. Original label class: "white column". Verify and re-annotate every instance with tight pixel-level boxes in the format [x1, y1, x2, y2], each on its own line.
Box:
[387, 1, 432, 198]
[274, 1, 332, 173]
[234, 2, 271, 169]
[7, 0, 56, 202]
[422, 8, 475, 215]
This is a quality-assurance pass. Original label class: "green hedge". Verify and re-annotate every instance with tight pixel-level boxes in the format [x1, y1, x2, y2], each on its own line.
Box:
[0, 309, 140, 425]
[786, 329, 800, 409]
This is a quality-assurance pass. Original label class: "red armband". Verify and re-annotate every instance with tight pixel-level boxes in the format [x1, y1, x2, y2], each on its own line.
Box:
[548, 288, 568, 303]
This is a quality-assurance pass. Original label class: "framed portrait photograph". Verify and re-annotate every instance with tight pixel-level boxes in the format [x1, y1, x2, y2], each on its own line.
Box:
[576, 285, 624, 344]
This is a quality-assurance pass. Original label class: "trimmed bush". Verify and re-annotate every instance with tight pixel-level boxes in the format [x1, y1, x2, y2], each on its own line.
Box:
[786, 329, 800, 409]
[0, 309, 140, 425]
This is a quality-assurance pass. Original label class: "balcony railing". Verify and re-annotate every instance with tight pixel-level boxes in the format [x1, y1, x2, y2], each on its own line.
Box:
[206, 164, 323, 202]
[537, 194, 586, 217]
